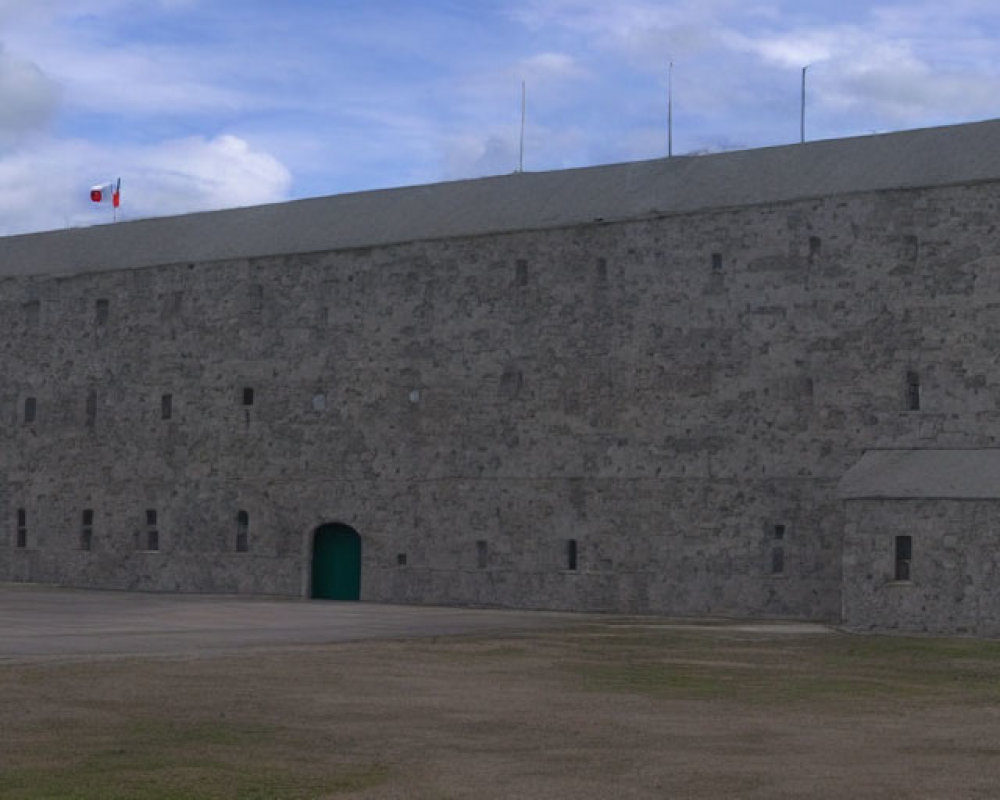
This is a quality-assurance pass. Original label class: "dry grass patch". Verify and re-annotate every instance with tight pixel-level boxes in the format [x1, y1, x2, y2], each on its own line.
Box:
[3, 622, 1000, 799]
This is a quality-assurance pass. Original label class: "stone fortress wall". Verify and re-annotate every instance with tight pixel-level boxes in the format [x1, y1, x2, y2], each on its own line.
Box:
[4, 119, 1000, 633]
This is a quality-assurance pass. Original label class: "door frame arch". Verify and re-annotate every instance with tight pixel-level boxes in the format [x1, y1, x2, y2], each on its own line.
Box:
[306, 521, 362, 600]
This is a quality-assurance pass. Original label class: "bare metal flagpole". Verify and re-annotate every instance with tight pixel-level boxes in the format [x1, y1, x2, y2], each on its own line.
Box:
[668, 61, 674, 158]
[800, 65, 807, 143]
[519, 80, 526, 172]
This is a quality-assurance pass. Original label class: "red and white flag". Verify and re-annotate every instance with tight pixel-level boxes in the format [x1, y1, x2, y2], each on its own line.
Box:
[90, 178, 120, 208]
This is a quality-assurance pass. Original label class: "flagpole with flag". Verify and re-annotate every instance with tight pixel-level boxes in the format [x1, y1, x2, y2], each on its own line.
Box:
[90, 178, 121, 222]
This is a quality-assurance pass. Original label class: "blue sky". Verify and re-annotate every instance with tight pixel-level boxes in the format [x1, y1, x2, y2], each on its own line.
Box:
[2, 0, 1000, 235]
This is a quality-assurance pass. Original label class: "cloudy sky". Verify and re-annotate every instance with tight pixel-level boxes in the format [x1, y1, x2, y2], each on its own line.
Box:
[1, 0, 999, 235]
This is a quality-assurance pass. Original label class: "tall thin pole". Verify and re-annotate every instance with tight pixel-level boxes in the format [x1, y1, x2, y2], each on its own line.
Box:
[519, 80, 526, 172]
[668, 62, 674, 158]
[800, 65, 807, 143]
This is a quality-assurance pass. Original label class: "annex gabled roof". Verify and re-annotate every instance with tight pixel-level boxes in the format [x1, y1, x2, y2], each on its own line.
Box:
[838, 449, 1000, 499]
[5, 117, 1000, 278]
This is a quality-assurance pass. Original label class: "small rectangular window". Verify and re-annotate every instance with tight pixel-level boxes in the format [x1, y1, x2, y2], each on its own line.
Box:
[16, 508, 26, 548]
[566, 539, 578, 571]
[774, 524, 785, 540]
[23, 397, 36, 424]
[476, 540, 488, 569]
[906, 371, 920, 411]
[24, 300, 40, 327]
[397, 552, 407, 566]
[81, 509, 94, 551]
[146, 509, 157, 526]
[711, 252, 723, 270]
[147, 529, 159, 552]
[95, 298, 109, 326]
[771, 546, 785, 574]
[85, 390, 97, 428]
[894, 535, 912, 581]
[161, 394, 173, 420]
[236, 510, 249, 553]
[242, 387, 254, 406]
[515, 259, 529, 286]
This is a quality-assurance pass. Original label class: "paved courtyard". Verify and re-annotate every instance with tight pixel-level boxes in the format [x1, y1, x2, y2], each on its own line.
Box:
[0, 583, 573, 661]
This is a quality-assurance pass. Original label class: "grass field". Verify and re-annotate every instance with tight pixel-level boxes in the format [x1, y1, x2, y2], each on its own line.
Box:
[3, 620, 1000, 798]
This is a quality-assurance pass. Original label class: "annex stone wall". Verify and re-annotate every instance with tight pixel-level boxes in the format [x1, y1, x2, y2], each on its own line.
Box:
[3, 121, 1000, 628]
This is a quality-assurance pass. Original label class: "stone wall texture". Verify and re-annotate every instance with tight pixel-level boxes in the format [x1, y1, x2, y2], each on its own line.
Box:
[4, 123, 1000, 631]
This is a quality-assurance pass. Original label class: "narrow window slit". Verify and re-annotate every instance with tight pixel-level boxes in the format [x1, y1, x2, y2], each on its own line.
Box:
[15, 508, 26, 548]
[81, 509, 94, 551]
[895, 535, 912, 581]
[771, 547, 785, 574]
[236, 510, 249, 553]
[85, 390, 97, 427]
[515, 259, 529, 286]
[906, 371, 921, 411]
[567, 538, 578, 571]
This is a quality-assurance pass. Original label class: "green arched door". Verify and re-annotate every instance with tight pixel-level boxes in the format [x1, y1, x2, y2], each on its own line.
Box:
[311, 523, 361, 600]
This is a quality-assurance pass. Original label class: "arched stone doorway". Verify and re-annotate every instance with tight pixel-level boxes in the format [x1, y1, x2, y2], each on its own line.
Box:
[311, 523, 361, 600]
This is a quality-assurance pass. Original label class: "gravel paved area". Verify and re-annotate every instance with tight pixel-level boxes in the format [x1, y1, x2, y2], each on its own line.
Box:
[0, 583, 574, 661]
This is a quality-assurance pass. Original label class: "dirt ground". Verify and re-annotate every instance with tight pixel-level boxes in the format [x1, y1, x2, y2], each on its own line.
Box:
[3, 619, 1000, 799]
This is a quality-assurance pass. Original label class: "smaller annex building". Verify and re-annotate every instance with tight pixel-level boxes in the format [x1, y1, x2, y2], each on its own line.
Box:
[841, 450, 1000, 634]
[5, 118, 1000, 635]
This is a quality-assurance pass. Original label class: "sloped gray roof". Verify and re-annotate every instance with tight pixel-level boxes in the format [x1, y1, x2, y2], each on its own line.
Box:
[4, 117, 1000, 278]
[838, 450, 1000, 499]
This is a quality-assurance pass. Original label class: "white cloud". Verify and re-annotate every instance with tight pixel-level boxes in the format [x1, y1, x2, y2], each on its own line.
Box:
[128, 134, 292, 216]
[0, 45, 58, 148]
[519, 52, 587, 81]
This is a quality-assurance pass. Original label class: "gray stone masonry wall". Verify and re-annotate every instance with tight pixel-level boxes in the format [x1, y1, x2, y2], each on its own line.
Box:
[4, 170, 1000, 623]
